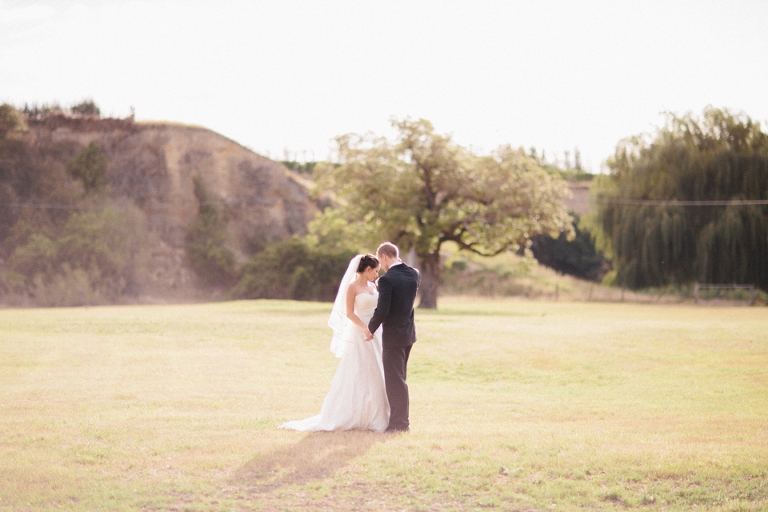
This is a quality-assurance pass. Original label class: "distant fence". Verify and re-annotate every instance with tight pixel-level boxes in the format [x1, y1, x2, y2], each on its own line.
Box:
[694, 283, 755, 305]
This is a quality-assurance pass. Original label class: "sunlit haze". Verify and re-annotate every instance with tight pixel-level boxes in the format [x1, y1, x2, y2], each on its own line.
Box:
[2, 0, 766, 171]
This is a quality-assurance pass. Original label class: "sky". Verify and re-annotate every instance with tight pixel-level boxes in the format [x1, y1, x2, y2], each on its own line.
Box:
[1, 0, 767, 172]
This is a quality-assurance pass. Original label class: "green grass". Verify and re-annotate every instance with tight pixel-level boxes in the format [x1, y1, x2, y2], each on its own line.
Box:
[1, 298, 766, 511]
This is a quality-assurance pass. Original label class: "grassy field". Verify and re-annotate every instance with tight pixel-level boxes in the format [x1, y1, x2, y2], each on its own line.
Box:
[1, 298, 766, 511]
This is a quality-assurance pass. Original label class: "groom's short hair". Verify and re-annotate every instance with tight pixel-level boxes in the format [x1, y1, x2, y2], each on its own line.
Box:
[377, 242, 399, 259]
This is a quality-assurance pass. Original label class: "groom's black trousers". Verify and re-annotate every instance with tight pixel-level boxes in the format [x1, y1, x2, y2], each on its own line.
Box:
[382, 345, 411, 430]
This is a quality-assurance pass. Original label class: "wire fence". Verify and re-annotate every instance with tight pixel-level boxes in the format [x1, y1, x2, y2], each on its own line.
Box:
[4, 197, 768, 211]
[694, 283, 756, 305]
[587, 199, 768, 206]
[2, 200, 242, 211]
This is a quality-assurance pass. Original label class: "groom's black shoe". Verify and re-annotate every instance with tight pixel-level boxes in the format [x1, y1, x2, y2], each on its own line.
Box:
[385, 426, 409, 433]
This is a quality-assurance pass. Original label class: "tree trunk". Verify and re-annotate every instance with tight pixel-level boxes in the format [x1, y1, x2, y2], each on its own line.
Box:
[418, 251, 440, 309]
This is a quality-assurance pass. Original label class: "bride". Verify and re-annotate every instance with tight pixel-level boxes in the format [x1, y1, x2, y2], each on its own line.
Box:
[280, 254, 390, 432]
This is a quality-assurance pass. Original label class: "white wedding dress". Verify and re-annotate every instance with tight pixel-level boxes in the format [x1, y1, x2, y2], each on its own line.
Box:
[280, 290, 390, 432]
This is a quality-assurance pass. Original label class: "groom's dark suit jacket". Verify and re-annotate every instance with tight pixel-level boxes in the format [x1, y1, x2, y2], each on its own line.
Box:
[368, 263, 420, 348]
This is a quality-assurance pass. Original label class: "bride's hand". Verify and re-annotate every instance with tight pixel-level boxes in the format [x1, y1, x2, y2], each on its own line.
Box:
[364, 328, 373, 341]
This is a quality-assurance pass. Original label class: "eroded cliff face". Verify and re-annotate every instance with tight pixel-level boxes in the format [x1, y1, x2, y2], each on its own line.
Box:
[27, 115, 319, 298]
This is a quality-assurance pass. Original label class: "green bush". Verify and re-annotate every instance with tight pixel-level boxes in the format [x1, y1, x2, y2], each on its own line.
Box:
[70, 99, 100, 117]
[529, 213, 609, 282]
[232, 238, 356, 302]
[184, 176, 236, 287]
[66, 141, 107, 194]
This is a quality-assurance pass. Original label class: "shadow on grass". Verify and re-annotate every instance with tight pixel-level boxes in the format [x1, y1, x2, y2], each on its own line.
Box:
[232, 430, 390, 492]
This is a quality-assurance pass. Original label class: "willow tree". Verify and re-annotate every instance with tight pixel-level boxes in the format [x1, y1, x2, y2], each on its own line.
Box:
[313, 118, 573, 308]
[583, 107, 768, 290]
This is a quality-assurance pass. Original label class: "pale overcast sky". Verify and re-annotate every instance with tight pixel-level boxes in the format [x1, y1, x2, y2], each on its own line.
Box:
[2, 0, 766, 172]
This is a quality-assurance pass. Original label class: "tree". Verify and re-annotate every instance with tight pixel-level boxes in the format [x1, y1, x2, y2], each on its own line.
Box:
[66, 141, 107, 193]
[583, 107, 768, 291]
[184, 176, 236, 287]
[314, 118, 573, 308]
[70, 99, 100, 117]
[529, 213, 609, 282]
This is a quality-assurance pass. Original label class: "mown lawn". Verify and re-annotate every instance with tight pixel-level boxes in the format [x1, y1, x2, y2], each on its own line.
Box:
[1, 298, 766, 511]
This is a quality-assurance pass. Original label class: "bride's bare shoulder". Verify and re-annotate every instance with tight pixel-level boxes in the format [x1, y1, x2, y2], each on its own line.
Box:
[347, 280, 364, 296]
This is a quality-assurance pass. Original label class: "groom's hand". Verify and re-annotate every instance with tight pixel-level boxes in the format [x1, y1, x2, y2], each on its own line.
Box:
[364, 328, 373, 341]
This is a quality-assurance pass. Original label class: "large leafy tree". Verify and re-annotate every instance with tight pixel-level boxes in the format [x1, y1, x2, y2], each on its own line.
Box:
[583, 107, 768, 291]
[314, 118, 573, 308]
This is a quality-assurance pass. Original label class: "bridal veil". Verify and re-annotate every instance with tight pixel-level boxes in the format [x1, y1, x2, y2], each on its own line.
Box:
[327, 254, 363, 358]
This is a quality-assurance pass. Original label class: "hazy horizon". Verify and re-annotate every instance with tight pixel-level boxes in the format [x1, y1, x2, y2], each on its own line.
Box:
[2, 0, 767, 172]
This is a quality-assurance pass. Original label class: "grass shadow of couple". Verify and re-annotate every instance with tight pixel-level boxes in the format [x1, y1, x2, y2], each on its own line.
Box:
[232, 430, 395, 493]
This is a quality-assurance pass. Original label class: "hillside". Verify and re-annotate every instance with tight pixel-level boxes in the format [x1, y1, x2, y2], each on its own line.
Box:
[28, 114, 318, 252]
[4, 113, 320, 303]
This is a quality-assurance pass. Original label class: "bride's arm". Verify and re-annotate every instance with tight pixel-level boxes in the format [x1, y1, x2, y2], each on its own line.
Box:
[346, 284, 373, 339]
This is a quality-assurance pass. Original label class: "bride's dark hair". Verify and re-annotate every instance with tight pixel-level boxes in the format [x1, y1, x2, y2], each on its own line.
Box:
[356, 254, 379, 273]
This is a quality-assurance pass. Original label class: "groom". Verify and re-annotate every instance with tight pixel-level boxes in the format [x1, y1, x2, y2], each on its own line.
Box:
[367, 242, 420, 433]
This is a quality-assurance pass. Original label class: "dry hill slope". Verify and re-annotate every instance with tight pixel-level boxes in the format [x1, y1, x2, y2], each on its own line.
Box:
[27, 115, 320, 298]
